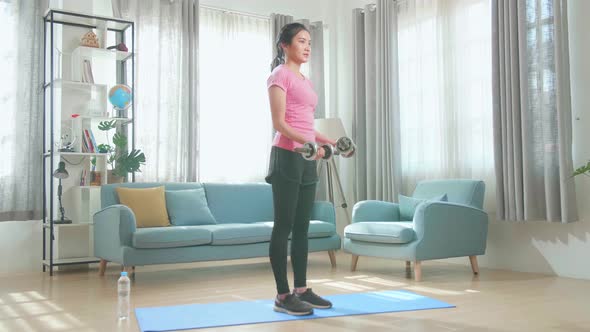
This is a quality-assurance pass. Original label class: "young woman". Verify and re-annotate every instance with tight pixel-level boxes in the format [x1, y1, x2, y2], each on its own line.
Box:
[265, 22, 336, 316]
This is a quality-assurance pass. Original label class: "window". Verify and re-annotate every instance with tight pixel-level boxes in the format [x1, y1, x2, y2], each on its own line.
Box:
[396, 0, 495, 206]
[199, 7, 272, 182]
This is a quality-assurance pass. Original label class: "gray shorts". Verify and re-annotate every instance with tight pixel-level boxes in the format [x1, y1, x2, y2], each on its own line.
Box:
[265, 146, 319, 186]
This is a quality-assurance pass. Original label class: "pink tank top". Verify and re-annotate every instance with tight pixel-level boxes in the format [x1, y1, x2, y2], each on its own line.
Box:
[267, 64, 318, 151]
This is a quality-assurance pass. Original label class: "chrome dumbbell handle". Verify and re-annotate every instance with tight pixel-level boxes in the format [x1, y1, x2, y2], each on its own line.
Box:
[294, 137, 356, 160]
[294, 142, 335, 160]
[294, 142, 319, 161]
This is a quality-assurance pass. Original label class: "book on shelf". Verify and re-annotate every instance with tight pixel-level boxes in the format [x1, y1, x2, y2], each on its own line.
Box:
[88, 129, 98, 152]
[80, 169, 87, 186]
[81, 59, 95, 84]
[83, 129, 94, 153]
[81, 128, 100, 153]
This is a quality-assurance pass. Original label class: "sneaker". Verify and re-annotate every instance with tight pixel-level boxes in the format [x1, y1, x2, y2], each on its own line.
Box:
[274, 294, 314, 316]
[293, 288, 332, 309]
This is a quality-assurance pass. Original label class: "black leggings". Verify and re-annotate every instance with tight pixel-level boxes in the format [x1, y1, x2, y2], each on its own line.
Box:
[265, 146, 318, 295]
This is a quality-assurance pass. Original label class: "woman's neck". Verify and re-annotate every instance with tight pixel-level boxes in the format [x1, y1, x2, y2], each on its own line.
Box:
[284, 60, 303, 79]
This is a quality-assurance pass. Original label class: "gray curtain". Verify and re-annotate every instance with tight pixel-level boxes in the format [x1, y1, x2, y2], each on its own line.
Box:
[0, 0, 45, 221]
[492, 0, 577, 222]
[112, 0, 200, 182]
[270, 13, 293, 63]
[352, 0, 402, 202]
[299, 19, 326, 119]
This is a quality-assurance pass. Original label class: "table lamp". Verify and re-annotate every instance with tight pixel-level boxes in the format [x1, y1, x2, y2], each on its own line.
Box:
[53, 161, 72, 224]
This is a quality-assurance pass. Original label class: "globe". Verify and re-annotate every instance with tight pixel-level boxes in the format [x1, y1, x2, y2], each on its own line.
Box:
[108, 84, 132, 111]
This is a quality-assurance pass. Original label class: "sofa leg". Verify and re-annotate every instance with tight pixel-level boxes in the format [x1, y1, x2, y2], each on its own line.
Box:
[328, 250, 337, 268]
[414, 261, 422, 282]
[351, 255, 359, 272]
[469, 256, 479, 275]
[98, 259, 107, 276]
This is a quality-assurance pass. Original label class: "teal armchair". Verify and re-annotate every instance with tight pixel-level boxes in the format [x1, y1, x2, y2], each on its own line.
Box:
[343, 179, 488, 281]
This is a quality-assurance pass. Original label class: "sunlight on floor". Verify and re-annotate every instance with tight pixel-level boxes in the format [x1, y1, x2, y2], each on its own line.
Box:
[404, 286, 464, 296]
[1, 291, 87, 331]
[324, 281, 375, 291]
[310, 274, 478, 298]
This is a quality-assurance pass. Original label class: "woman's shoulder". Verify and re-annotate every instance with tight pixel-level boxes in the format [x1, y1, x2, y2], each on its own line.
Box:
[268, 65, 292, 90]
[269, 64, 291, 79]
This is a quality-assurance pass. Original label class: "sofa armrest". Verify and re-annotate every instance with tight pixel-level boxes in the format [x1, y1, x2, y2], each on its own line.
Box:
[413, 201, 488, 260]
[352, 200, 401, 223]
[311, 201, 336, 225]
[93, 204, 137, 262]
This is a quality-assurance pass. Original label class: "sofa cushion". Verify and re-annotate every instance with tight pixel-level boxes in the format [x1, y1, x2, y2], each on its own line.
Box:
[344, 222, 415, 244]
[132, 226, 212, 249]
[165, 188, 217, 226]
[203, 183, 274, 224]
[116, 186, 170, 228]
[255, 220, 336, 239]
[199, 223, 273, 245]
[399, 194, 447, 221]
[102, 182, 204, 209]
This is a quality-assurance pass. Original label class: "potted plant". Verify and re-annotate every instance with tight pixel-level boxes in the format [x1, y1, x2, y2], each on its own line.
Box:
[573, 162, 590, 178]
[97, 120, 146, 183]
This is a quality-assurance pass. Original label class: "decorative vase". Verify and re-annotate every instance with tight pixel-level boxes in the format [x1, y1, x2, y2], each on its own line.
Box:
[107, 170, 125, 184]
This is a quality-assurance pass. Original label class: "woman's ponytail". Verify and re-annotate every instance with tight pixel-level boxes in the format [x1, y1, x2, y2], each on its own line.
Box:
[270, 42, 285, 71]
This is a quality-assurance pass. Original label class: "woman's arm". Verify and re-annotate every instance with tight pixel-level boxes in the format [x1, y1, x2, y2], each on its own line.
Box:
[315, 131, 337, 146]
[268, 86, 309, 145]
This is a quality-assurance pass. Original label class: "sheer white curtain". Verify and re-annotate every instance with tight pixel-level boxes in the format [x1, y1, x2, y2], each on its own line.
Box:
[199, 7, 272, 182]
[0, 0, 44, 221]
[397, 0, 495, 210]
[112, 0, 200, 182]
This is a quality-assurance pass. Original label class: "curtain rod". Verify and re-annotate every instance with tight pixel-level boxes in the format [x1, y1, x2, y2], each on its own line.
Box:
[360, 0, 407, 13]
[200, 4, 270, 21]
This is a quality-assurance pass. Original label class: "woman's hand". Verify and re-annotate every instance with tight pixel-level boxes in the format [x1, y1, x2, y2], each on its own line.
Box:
[315, 146, 326, 160]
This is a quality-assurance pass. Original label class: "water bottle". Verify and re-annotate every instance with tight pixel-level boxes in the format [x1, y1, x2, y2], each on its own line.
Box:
[118, 271, 131, 320]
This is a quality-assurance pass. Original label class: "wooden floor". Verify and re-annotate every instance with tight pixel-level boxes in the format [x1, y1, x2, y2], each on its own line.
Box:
[1, 252, 589, 332]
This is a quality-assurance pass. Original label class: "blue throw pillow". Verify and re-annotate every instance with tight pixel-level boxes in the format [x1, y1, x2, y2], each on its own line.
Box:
[165, 188, 217, 226]
[399, 193, 448, 221]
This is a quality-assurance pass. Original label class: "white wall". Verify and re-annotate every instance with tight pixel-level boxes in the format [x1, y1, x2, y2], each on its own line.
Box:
[0, 221, 42, 275]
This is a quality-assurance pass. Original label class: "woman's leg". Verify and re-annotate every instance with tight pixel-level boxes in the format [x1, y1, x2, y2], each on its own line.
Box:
[291, 182, 317, 289]
[269, 174, 300, 295]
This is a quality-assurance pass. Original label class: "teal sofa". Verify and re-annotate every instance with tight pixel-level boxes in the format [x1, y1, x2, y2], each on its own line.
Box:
[93, 183, 341, 275]
[343, 179, 488, 281]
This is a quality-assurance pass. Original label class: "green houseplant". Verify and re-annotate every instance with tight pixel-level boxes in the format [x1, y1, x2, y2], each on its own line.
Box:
[97, 120, 146, 183]
[573, 162, 590, 178]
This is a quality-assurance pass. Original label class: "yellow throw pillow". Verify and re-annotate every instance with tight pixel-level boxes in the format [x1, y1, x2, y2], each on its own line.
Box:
[116, 186, 170, 228]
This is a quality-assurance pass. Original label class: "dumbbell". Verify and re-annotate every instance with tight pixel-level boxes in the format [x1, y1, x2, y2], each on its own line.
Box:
[335, 136, 356, 158]
[294, 137, 356, 161]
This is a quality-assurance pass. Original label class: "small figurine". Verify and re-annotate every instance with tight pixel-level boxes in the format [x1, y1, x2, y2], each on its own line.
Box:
[81, 31, 100, 48]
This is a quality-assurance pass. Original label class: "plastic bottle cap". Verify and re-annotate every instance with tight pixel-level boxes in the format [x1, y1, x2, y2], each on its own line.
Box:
[121, 272, 128, 277]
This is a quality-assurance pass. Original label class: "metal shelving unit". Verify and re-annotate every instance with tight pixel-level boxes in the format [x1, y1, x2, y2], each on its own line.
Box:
[42, 9, 135, 276]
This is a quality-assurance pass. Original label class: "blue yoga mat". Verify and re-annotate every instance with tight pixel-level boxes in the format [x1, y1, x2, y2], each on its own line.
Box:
[135, 290, 454, 332]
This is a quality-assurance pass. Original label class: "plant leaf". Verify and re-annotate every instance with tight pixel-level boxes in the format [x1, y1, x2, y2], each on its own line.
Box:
[113, 133, 127, 148]
[98, 120, 117, 131]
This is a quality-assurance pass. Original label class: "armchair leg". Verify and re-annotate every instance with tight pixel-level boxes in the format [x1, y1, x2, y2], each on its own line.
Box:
[328, 250, 337, 268]
[414, 261, 422, 282]
[469, 256, 479, 275]
[98, 259, 107, 276]
[351, 255, 359, 272]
